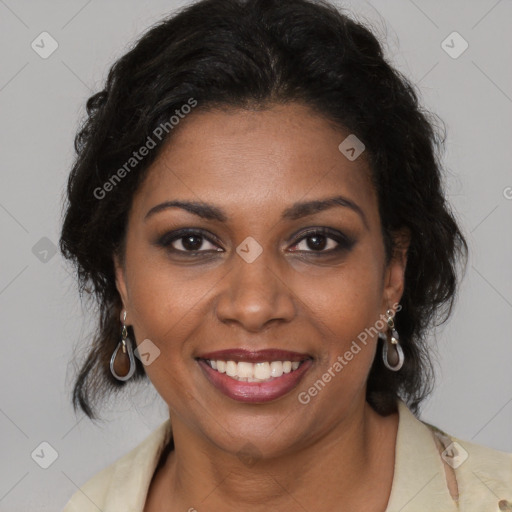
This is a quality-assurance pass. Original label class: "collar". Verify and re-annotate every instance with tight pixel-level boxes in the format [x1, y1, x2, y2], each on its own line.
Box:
[102, 417, 173, 511]
[385, 400, 458, 511]
[84, 399, 509, 511]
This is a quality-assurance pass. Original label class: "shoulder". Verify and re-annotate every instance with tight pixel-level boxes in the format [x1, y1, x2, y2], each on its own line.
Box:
[425, 421, 512, 505]
[62, 419, 173, 512]
[389, 400, 512, 511]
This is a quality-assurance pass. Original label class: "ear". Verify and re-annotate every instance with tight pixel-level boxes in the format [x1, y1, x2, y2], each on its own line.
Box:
[113, 252, 129, 314]
[382, 228, 410, 311]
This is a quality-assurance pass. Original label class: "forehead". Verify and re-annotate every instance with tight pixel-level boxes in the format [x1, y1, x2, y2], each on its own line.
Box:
[130, 104, 377, 225]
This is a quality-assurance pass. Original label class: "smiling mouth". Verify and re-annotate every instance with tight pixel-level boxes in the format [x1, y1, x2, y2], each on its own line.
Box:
[197, 358, 310, 382]
[195, 348, 314, 401]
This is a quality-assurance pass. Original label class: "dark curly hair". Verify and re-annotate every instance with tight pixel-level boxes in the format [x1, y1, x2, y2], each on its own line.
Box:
[59, 0, 468, 421]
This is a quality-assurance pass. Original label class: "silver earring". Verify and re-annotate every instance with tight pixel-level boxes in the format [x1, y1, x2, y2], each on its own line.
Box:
[379, 308, 404, 372]
[110, 310, 136, 381]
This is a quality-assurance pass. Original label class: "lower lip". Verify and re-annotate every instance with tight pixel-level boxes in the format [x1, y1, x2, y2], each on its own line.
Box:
[197, 359, 313, 403]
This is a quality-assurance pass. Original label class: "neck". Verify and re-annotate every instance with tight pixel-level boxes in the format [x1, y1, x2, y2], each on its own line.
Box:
[158, 399, 398, 511]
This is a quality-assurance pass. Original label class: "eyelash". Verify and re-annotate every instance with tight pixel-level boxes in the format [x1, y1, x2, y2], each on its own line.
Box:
[156, 227, 355, 257]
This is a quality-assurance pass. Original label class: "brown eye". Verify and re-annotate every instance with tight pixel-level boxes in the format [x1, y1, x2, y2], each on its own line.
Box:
[295, 234, 337, 251]
[173, 234, 215, 252]
[157, 229, 223, 254]
[289, 228, 355, 254]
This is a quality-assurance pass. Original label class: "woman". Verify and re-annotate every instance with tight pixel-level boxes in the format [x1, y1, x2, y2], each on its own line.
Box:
[59, 0, 512, 510]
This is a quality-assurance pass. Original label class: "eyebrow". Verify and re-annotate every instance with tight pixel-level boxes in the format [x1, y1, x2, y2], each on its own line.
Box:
[144, 195, 368, 228]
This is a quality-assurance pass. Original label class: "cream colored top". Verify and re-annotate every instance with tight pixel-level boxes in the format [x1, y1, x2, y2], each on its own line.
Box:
[62, 400, 512, 511]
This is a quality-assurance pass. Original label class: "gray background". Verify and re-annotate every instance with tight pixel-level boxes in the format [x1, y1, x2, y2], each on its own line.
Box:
[0, 0, 511, 510]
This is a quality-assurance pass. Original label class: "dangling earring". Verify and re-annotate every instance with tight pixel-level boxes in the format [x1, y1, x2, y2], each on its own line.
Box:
[110, 310, 136, 381]
[379, 308, 404, 372]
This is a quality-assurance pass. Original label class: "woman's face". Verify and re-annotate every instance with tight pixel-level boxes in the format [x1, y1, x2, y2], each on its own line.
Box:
[114, 103, 407, 456]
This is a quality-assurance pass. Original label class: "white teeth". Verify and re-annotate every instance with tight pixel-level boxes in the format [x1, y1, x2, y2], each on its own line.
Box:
[205, 359, 305, 381]
[237, 362, 253, 378]
[254, 362, 270, 380]
[226, 361, 237, 377]
[270, 361, 283, 378]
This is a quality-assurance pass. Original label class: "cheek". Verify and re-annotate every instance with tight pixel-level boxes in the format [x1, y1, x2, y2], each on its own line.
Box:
[299, 257, 384, 333]
[124, 249, 219, 343]
[297, 253, 384, 377]
[123, 255, 204, 406]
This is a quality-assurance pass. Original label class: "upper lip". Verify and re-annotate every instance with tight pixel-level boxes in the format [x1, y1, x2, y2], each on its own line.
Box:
[196, 349, 313, 363]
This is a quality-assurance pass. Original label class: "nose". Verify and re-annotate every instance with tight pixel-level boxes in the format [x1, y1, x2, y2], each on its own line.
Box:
[214, 250, 296, 332]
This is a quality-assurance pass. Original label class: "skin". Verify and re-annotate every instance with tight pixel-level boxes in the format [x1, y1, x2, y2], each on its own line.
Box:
[114, 103, 409, 511]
